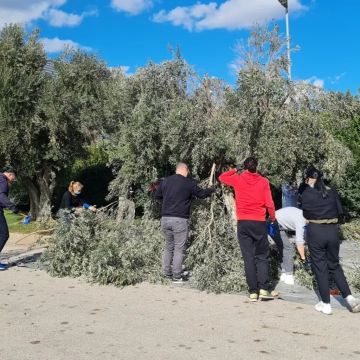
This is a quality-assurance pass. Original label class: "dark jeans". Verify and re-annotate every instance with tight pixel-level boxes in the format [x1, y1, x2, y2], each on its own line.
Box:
[0, 211, 10, 253]
[161, 217, 189, 278]
[307, 223, 351, 303]
[237, 220, 270, 293]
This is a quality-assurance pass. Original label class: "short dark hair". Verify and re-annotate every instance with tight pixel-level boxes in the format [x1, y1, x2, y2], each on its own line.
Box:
[243, 157, 258, 173]
[2, 166, 16, 175]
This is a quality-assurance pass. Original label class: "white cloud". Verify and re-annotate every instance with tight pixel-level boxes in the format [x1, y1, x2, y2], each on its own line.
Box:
[154, 0, 307, 31]
[111, 0, 153, 15]
[305, 76, 324, 89]
[329, 72, 346, 85]
[40, 37, 92, 53]
[109, 65, 132, 76]
[119, 66, 131, 74]
[47, 9, 97, 27]
[0, 1, 94, 29]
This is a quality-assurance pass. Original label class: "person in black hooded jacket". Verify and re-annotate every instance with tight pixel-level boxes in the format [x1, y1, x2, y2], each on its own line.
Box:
[301, 166, 360, 315]
[0, 168, 19, 270]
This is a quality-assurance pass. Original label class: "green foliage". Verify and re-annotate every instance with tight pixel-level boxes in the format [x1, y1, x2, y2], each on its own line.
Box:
[0, 24, 46, 166]
[341, 220, 360, 242]
[41, 211, 164, 286]
[0, 24, 113, 219]
[333, 111, 360, 216]
[107, 25, 353, 211]
[53, 145, 113, 211]
[186, 196, 247, 293]
[347, 266, 360, 292]
[107, 54, 232, 199]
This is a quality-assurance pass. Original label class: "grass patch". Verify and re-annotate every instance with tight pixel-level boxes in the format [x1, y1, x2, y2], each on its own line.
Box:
[341, 219, 360, 242]
[4, 210, 51, 234]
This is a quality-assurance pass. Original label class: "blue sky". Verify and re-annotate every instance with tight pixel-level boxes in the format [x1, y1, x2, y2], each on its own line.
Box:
[1, 0, 359, 93]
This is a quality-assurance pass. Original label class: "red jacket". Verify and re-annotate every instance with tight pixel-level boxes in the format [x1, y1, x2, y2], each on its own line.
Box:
[219, 169, 276, 222]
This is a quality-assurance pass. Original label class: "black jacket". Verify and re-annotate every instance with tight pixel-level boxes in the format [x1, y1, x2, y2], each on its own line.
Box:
[154, 174, 214, 219]
[0, 173, 17, 213]
[301, 186, 343, 220]
[60, 191, 87, 210]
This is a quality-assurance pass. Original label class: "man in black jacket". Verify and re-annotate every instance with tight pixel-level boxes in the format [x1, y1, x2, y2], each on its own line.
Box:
[0, 168, 19, 270]
[155, 163, 215, 282]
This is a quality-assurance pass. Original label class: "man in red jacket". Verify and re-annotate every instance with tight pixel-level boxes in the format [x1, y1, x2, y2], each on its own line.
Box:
[219, 157, 276, 302]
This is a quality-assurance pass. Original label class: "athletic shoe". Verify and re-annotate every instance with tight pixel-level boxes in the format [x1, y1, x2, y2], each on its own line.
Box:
[314, 301, 332, 315]
[284, 274, 295, 285]
[172, 277, 187, 284]
[259, 289, 274, 301]
[182, 270, 190, 278]
[280, 273, 287, 282]
[249, 293, 258, 302]
[346, 296, 360, 313]
[163, 274, 172, 280]
[0, 263, 8, 271]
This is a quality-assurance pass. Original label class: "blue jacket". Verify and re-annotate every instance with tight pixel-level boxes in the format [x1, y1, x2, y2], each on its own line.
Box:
[0, 173, 17, 212]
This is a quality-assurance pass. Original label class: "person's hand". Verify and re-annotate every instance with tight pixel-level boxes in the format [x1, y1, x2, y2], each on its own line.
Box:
[301, 258, 312, 273]
[267, 221, 277, 237]
[89, 205, 97, 212]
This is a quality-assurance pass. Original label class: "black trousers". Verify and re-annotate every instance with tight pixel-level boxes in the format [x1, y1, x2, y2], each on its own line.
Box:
[0, 211, 10, 253]
[270, 221, 284, 263]
[307, 223, 351, 303]
[237, 220, 269, 293]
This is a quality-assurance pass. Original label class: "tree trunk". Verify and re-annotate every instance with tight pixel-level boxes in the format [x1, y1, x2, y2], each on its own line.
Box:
[223, 192, 237, 235]
[22, 177, 40, 219]
[116, 196, 135, 222]
[22, 167, 56, 221]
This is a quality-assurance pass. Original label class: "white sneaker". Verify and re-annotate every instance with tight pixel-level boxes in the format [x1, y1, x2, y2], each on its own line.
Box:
[315, 301, 332, 315]
[280, 273, 287, 282]
[284, 274, 295, 285]
[346, 295, 360, 313]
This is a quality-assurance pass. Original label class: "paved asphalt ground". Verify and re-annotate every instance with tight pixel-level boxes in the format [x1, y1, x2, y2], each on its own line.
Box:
[1, 235, 360, 360]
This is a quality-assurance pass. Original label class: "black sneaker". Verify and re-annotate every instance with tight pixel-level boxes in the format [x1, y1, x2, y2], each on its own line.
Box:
[163, 274, 172, 280]
[172, 277, 188, 283]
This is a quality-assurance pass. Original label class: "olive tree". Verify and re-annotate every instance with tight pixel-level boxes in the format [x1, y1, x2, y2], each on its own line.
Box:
[0, 24, 111, 220]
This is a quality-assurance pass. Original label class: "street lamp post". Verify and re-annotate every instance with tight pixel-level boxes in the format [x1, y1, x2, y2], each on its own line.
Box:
[278, 0, 291, 81]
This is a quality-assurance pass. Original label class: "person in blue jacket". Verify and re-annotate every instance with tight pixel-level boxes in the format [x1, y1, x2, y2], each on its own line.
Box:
[0, 167, 19, 270]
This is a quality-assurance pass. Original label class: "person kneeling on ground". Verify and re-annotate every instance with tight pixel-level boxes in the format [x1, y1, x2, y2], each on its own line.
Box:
[219, 157, 276, 302]
[154, 162, 215, 283]
[60, 181, 97, 214]
[0, 167, 19, 271]
[301, 166, 360, 315]
[272, 207, 308, 285]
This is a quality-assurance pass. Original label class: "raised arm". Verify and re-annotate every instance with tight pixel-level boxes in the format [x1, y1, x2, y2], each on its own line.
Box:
[218, 169, 237, 187]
